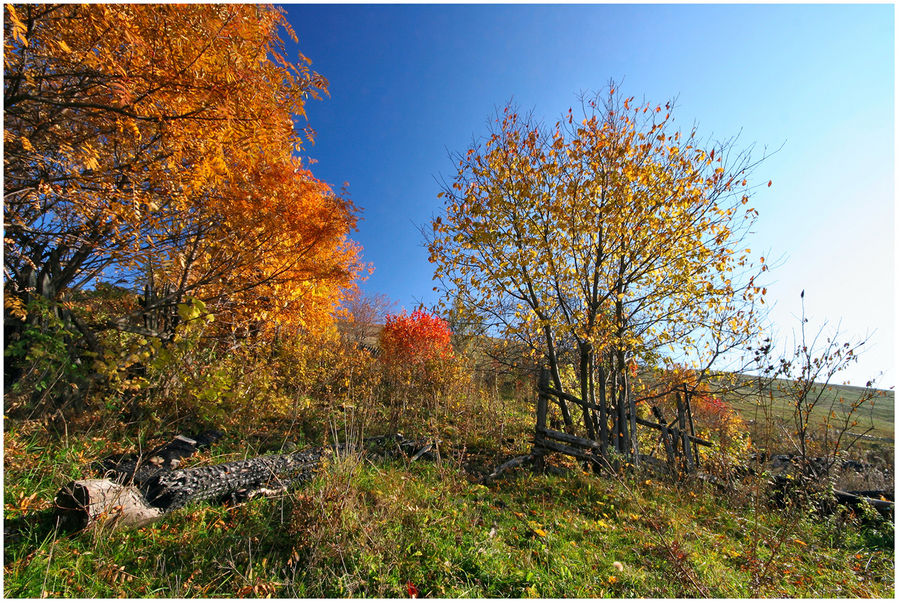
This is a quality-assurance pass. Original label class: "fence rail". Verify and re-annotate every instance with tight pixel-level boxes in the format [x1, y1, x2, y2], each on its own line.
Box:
[532, 367, 710, 475]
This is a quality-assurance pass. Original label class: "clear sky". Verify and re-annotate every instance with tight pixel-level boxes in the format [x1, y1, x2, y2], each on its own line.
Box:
[281, 3, 894, 388]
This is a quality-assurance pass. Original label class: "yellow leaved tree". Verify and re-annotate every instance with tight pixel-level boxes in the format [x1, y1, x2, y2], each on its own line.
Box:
[429, 85, 769, 459]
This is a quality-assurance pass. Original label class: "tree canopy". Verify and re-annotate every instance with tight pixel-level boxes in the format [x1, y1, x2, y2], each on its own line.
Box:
[429, 86, 768, 448]
[4, 4, 363, 341]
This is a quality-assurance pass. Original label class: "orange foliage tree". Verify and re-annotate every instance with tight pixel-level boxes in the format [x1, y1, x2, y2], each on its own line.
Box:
[4, 4, 362, 348]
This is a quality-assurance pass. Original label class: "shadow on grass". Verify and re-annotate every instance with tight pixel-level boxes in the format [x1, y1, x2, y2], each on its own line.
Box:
[3, 508, 83, 566]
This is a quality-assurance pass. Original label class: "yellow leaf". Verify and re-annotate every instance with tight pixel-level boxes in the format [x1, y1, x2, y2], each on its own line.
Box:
[57, 40, 72, 53]
[7, 6, 28, 46]
[533, 528, 547, 538]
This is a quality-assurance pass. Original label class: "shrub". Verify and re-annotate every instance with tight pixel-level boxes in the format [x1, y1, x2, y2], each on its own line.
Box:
[380, 309, 452, 366]
[379, 310, 462, 434]
[4, 296, 92, 415]
[691, 394, 750, 477]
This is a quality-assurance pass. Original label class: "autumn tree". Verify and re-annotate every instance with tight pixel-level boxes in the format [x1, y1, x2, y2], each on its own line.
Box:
[429, 86, 769, 460]
[4, 5, 363, 364]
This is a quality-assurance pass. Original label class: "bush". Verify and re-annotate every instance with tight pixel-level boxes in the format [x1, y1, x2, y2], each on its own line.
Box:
[691, 394, 750, 477]
[379, 310, 463, 434]
[4, 296, 91, 415]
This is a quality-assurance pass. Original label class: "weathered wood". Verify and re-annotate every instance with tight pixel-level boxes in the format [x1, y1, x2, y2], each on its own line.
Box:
[533, 368, 550, 472]
[634, 415, 713, 447]
[537, 427, 603, 451]
[684, 388, 700, 466]
[540, 384, 599, 410]
[534, 437, 604, 466]
[55, 479, 163, 530]
[834, 489, 894, 516]
[546, 354, 575, 431]
[676, 391, 693, 472]
[95, 430, 223, 486]
[536, 369, 550, 433]
[410, 443, 433, 461]
[483, 454, 535, 484]
[652, 406, 676, 473]
[55, 434, 416, 531]
[143, 442, 349, 510]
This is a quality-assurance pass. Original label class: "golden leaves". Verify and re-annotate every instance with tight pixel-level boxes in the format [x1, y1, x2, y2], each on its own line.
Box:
[431, 89, 766, 372]
[6, 5, 27, 46]
[6, 4, 360, 338]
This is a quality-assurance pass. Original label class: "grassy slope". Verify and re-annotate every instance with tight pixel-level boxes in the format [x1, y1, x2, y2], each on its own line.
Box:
[355, 327, 895, 441]
[716, 377, 895, 441]
[3, 416, 894, 598]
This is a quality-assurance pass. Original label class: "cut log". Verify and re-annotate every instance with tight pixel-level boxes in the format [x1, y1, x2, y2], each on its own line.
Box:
[55, 479, 163, 530]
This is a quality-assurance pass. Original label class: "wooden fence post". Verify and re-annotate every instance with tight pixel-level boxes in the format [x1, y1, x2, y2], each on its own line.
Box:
[534, 367, 549, 472]
[652, 405, 676, 475]
[676, 390, 694, 472]
[684, 386, 700, 467]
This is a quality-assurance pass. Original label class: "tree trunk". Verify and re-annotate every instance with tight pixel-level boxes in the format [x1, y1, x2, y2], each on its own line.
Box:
[595, 355, 608, 461]
[543, 325, 574, 431]
[578, 341, 596, 440]
[628, 376, 639, 468]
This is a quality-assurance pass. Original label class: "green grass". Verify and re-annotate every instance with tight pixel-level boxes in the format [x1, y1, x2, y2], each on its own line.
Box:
[719, 377, 895, 442]
[4, 421, 894, 598]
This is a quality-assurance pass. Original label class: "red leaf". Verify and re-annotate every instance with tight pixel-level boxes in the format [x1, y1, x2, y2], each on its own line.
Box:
[406, 581, 419, 598]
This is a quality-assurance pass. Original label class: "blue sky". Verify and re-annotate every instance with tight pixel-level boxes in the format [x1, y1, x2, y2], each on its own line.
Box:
[282, 3, 893, 388]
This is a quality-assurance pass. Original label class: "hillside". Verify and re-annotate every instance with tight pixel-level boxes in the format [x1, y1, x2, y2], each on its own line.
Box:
[720, 377, 894, 442]
[350, 326, 895, 443]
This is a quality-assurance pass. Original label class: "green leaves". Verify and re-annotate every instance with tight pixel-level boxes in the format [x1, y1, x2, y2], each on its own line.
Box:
[177, 297, 211, 324]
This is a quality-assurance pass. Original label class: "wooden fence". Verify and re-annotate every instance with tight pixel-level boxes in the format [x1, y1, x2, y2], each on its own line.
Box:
[532, 367, 712, 475]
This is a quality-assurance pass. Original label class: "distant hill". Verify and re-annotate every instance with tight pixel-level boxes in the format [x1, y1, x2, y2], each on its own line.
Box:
[715, 375, 894, 442]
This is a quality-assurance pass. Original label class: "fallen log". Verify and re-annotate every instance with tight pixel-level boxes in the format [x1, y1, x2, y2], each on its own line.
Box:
[55, 479, 163, 530]
[482, 454, 535, 484]
[55, 433, 417, 531]
[95, 430, 223, 485]
[834, 489, 894, 517]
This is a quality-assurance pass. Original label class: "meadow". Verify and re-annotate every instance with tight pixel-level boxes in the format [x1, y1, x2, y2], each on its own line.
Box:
[3, 366, 894, 598]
